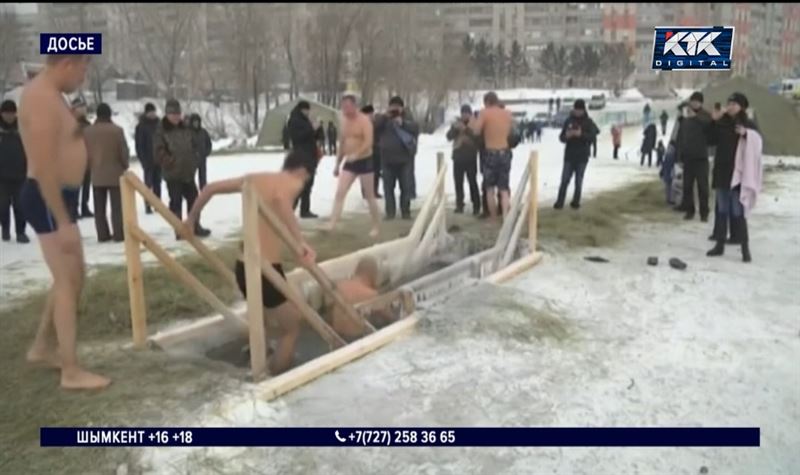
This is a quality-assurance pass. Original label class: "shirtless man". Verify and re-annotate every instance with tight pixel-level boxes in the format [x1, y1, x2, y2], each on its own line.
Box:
[184, 151, 317, 374]
[18, 54, 111, 390]
[471, 91, 513, 219]
[330, 256, 394, 340]
[324, 94, 381, 238]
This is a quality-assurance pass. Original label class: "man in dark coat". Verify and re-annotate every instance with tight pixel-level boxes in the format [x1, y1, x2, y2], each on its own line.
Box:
[135, 102, 161, 214]
[327, 121, 338, 156]
[554, 99, 599, 210]
[155, 99, 210, 238]
[83, 103, 129, 242]
[706, 92, 759, 261]
[660, 110, 669, 136]
[0, 100, 29, 243]
[446, 105, 481, 215]
[287, 100, 319, 218]
[189, 113, 212, 190]
[641, 122, 658, 167]
[281, 122, 291, 150]
[360, 105, 382, 198]
[71, 96, 93, 218]
[374, 96, 419, 220]
[676, 91, 713, 221]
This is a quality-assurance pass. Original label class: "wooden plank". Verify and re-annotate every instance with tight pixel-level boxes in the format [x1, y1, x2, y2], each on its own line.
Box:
[410, 193, 446, 266]
[259, 258, 346, 349]
[130, 226, 248, 332]
[256, 197, 376, 335]
[147, 315, 227, 348]
[260, 315, 419, 401]
[493, 165, 530, 254]
[407, 162, 448, 242]
[122, 171, 237, 289]
[485, 252, 544, 284]
[354, 289, 407, 316]
[242, 183, 268, 381]
[120, 176, 147, 348]
[501, 192, 531, 268]
[528, 151, 539, 253]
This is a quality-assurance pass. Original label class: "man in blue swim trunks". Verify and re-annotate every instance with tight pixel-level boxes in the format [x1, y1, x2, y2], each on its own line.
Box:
[18, 54, 111, 390]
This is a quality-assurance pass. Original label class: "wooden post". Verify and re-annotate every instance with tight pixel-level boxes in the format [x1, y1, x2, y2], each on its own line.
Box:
[242, 182, 268, 380]
[501, 193, 531, 268]
[120, 176, 147, 348]
[122, 171, 237, 288]
[436, 152, 446, 236]
[131, 226, 248, 332]
[528, 151, 539, 253]
[407, 163, 448, 242]
[256, 198, 376, 334]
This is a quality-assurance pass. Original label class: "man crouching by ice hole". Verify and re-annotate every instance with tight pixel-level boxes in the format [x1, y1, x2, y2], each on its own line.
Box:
[183, 151, 317, 374]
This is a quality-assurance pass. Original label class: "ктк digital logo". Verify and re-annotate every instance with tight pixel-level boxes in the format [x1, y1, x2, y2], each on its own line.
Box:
[652, 26, 734, 71]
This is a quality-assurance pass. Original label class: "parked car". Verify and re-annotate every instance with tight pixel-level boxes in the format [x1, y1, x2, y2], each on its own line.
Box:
[532, 112, 550, 128]
[550, 107, 572, 128]
[589, 94, 606, 110]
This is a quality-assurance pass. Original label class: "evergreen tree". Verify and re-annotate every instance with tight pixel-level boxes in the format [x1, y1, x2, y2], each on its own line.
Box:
[567, 45, 584, 84]
[539, 42, 558, 87]
[554, 45, 569, 85]
[495, 43, 508, 88]
[582, 45, 601, 87]
[509, 40, 528, 88]
[474, 38, 494, 85]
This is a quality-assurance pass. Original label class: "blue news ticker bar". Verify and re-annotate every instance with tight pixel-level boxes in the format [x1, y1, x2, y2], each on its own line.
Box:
[40, 33, 103, 55]
[41, 427, 760, 448]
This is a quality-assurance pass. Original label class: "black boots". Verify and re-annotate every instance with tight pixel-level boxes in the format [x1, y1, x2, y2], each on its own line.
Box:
[710, 217, 751, 262]
[738, 217, 751, 263]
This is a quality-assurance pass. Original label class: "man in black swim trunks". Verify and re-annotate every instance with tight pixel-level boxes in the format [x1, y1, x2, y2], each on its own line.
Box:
[324, 94, 381, 238]
[184, 151, 317, 374]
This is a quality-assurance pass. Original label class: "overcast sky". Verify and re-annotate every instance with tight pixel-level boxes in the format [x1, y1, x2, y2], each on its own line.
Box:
[9, 3, 38, 15]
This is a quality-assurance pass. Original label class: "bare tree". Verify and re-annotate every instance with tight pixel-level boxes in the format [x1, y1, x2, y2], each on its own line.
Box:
[305, 4, 362, 106]
[275, 4, 301, 100]
[117, 4, 201, 98]
[0, 10, 20, 97]
[353, 5, 387, 106]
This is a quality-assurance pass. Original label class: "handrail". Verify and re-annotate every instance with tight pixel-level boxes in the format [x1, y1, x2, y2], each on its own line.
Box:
[121, 171, 237, 288]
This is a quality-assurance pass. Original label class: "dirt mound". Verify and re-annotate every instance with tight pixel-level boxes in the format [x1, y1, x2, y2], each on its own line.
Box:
[702, 76, 800, 156]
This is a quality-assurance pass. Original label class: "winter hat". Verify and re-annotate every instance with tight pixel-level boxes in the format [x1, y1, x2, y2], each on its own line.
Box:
[297, 100, 311, 111]
[573, 99, 586, 110]
[389, 96, 404, 107]
[689, 91, 704, 103]
[96, 102, 112, 120]
[0, 100, 16, 113]
[360, 104, 375, 114]
[144, 102, 156, 113]
[165, 99, 181, 115]
[727, 92, 749, 110]
[460, 104, 473, 115]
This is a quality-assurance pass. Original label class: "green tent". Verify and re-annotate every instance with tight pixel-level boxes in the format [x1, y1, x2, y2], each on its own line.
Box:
[256, 97, 341, 147]
[702, 76, 800, 156]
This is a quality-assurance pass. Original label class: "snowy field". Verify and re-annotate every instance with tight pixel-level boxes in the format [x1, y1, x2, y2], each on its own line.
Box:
[133, 147, 800, 474]
[0, 121, 664, 302]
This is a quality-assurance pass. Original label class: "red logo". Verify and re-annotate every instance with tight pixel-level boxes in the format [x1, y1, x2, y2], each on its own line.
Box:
[665, 31, 674, 41]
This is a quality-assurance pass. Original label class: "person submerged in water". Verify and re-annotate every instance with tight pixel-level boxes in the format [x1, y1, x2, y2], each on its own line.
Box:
[330, 256, 395, 340]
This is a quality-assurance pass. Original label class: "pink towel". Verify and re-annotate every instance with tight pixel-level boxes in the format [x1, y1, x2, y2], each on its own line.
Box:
[731, 129, 763, 216]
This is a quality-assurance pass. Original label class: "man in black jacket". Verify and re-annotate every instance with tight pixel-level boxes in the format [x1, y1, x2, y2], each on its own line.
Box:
[189, 113, 212, 190]
[135, 102, 161, 214]
[287, 100, 319, 218]
[706, 92, 758, 262]
[677, 91, 713, 221]
[554, 100, 599, 210]
[71, 96, 93, 218]
[446, 105, 481, 215]
[374, 96, 419, 220]
[327, 121, 338, 156]
[0, 100, 29, 243]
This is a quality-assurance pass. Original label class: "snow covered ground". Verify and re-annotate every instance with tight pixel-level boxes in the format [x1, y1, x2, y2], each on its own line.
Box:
[133, 149, 800, 474]
[0, 121, 666, 303]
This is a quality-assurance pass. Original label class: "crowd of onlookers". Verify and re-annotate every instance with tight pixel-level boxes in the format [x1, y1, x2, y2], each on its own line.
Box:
[0, 97, 215, 244]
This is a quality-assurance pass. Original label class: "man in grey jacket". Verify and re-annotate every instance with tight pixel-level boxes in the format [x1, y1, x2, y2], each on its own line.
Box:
[373, 96, 419, 220]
